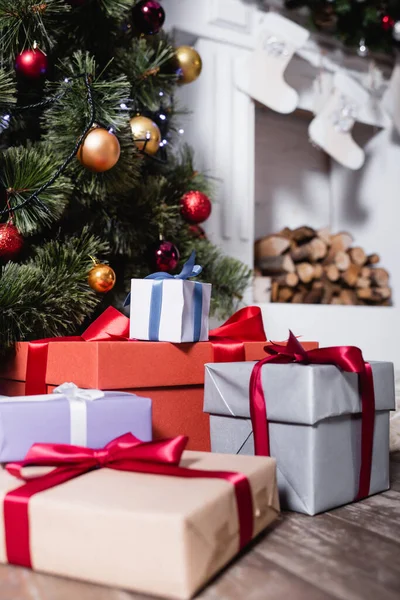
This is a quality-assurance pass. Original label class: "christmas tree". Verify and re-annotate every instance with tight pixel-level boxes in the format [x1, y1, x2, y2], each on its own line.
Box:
[0, 0, 251, 353]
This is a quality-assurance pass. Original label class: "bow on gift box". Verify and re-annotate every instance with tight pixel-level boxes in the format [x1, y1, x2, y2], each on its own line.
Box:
[3, 433, 254, 569]
[125, 251, 205, 342]
[249, 331, 375, 500]
[25, 302, 267, 395]
[124, 250, 202, 309]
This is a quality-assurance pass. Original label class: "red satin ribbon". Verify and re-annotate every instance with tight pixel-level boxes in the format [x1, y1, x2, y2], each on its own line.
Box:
[249, 331, 375, 500]
[25, 307, 129, 395]
[209, 306, 267, 362]
[4, 433, 254, 568]
[25, 306, 266, 395]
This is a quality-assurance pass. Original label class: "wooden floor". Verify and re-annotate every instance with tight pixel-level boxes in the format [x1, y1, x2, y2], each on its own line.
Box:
[1, 453, 400, 600]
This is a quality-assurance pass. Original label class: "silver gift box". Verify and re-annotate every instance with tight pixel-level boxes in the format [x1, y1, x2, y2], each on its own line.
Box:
[204, 361, 395, 515]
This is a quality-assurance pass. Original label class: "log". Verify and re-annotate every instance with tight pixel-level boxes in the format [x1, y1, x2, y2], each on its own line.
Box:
[254, 234, 291, 259]
[356, 276, 370, 289]
[278, 286, 294, 302]
[331, 296, 342, 305]
[325, 264, 340, 282]
[292, 291, 307, 303]
[309, 237, 328, 261]
[313, 263, 324, 279]
[317, 227, 332, 246]
[304, 286, 323, 304]
[291, 226, 316, 243]
[257, 254, 295, 274]
[374, 286, 391, 300]
[297, 262, 315, 284]
[342, 264, 361, 287]
[339, 289, 358, 305]
[279, 227, 293, 239]
[291, 243, 311, 263]
[330, 232, 353, 253]
[356, 288, 389, 302]
[321, 281, 335, 304]
[361, 266, 372, 278]
[366, 253, 380, 265]
[271, 281, 279, 302]
[349, 247, 367, 266]
[334, 251, 351, 271]
[370, 268, 389, 287]
[274, 272, 299, 287]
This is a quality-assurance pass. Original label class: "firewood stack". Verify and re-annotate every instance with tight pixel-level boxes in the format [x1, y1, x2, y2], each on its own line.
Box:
[254, 227, 391, 306]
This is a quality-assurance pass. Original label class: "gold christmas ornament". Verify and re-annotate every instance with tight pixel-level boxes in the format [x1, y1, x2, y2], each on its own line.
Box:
[175, 46, 202, 85]
[88, 263, 116, 293]
[129, 116, 161, 156]
[77, 126, 121, 172]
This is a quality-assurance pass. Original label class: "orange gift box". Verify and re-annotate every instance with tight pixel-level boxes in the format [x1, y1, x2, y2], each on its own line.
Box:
[0, 338, 319, 451]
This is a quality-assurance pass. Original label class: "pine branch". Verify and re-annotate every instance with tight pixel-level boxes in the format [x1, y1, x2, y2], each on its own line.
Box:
[0, 0, 70, 62]
[99, 0, 132, 19]
[0, 228, 108, 350]
[0, 67, 16, 106]
[117, 37, 177, 111]
[43, 51, 141, 200]
[0, 142, 72, 235]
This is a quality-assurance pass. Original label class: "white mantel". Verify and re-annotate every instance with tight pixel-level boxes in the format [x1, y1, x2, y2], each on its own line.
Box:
[164, 0, 400, 367]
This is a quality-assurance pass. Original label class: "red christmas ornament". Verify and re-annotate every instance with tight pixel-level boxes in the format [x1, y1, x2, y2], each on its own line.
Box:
[0, 223, 24, 261]
[188, 224, 206, 239]
[132, 0, 165, 35]
[153, 240, 180, 272]
[381, 14, 395, 31]
[15, 48, 48, 79]
[180, 191, 212, 224]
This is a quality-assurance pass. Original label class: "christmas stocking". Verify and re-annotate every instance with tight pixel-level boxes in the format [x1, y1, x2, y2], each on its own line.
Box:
[237, 13, 309, 114]
[308, 72, 369, 170]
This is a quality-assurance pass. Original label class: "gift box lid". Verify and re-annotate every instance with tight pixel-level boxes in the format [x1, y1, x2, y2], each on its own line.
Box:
[0, 341, 319, 390]
[204, 361, 396, 426]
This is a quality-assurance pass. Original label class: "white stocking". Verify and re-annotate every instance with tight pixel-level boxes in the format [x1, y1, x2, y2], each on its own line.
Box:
[237, 13, 309, 114]
[308, 72, 369, 170]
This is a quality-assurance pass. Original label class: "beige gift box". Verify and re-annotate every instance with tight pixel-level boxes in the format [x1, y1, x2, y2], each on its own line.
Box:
[0, 451, 279, 599]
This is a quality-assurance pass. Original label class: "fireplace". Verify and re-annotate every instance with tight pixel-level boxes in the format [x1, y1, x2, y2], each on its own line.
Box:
[164, 0, 400, 366]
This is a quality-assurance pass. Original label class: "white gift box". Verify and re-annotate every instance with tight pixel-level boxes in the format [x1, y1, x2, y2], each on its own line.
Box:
[127, 252, 212, 343]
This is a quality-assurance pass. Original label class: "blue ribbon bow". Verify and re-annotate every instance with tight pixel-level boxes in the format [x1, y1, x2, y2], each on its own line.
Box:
[145, 250, 202, 281]
[124, 251, 205, 342]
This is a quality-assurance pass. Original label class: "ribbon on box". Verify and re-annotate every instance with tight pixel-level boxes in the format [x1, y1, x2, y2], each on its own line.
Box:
[3, 433, 254, 568]
[54, 383, 104, 446]
[25, 306, 130, 395]
[24, 302, 267, 395]
[124, 251, 204, 342]
[249, 331, 376, 500]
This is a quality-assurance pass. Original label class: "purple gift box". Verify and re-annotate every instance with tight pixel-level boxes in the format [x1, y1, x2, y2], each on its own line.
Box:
[0, 384, 152, 462]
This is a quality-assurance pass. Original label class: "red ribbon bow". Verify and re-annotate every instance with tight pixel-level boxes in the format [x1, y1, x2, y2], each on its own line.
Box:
[4, 433, 254, 569]
[26, 306, 267, 395]
[249, 331, 375, 501]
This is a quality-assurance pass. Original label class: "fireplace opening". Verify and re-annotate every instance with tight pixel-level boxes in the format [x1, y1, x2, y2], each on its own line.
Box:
[253, 105, 392, 306]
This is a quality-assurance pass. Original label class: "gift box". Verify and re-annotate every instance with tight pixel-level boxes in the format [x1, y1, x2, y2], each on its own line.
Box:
[0, 383, 152, 462]
[127, 252, 212, 342]
[0, 435, 280, 599]
[204, 339, 395, 515]
[0, 306, 318, 452]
